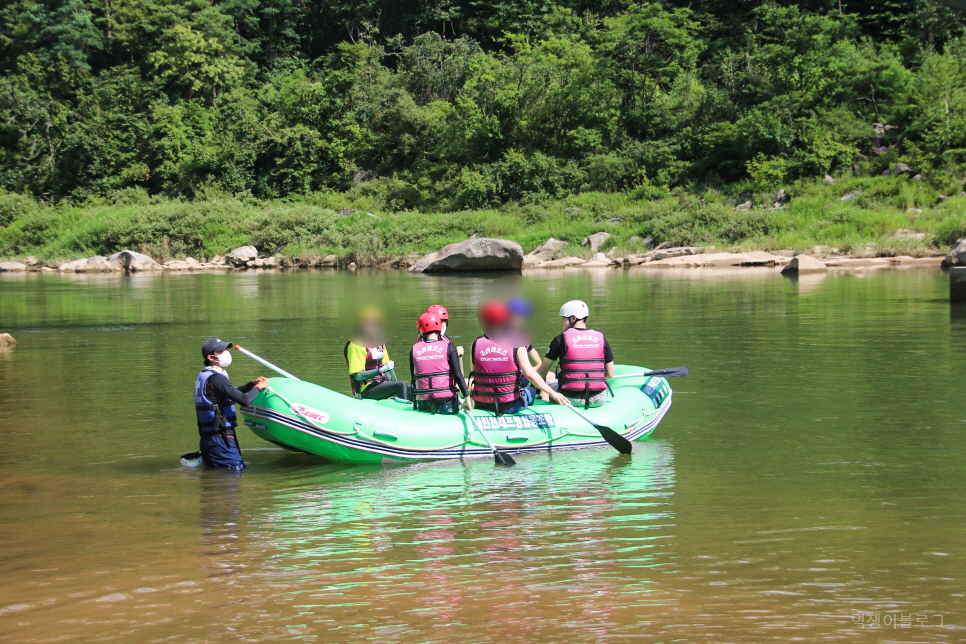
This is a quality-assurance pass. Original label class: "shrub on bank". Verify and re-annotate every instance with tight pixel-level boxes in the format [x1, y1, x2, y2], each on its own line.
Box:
[0, 175, 960, 263]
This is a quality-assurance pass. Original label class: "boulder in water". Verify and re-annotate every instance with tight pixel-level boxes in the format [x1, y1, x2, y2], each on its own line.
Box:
[941, 239, 966, 269]
[780, 255, 828, 275]
[107, 250, 162, 272]
[410, 238, 524, 273]
[0, 261, 26, 272]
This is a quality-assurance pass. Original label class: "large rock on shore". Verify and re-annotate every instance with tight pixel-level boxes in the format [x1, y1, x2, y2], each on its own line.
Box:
[942, 239, 966, 269]
[536, 256, 586, 269]
[581, 232, 611, 252]
[638, 251, 785, 268]
[524, 238, 569, 265]
[227, 245, 258, 267]
[84, 256, 120, 272]
[410, 238, 524, 273]
[0, 261, 26, 272]
[581, 253, 615, 267]
[780, 255, 827, 275]
[637, 246, 704, 262]
[107, 250, 162, 272]
[58, 258, 88, 272]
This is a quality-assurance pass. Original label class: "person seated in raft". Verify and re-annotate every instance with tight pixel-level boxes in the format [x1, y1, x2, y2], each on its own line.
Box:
[537, 299, 615, 409]
[470, 300, 570, 415]
[344, 307, 410, 401]
[195, 338, 269, 470]
[507, 296, 542, 369]
[410, 312, 468, 414]
[425, 304, 464, 358]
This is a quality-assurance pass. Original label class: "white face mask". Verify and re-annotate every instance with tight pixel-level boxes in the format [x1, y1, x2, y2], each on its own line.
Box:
[215, 350, 232, 367]
[369, 346, 385, 360]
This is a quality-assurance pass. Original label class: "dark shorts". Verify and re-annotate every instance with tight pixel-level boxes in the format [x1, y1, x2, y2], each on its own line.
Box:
[414, 397, 460, 414]
[200, 434, 246, 470]
[474, 386, 536, 415]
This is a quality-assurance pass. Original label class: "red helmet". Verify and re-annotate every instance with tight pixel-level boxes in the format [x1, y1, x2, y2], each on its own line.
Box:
[479, 301, 509, 326]
[418, 312, 443, 334]
[426, 304, 449, 322]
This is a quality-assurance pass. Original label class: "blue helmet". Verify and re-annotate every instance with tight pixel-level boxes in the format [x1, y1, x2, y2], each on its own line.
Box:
[507, 296, 532, 317]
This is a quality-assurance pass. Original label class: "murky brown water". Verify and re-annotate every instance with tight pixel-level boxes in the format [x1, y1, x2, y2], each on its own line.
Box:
[1, 267, 964, 642]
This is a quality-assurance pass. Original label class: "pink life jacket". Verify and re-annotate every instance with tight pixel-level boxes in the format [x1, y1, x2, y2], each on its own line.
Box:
[470, 336, 521, 408]
[411, 338, 457, 402]
[557, 327, 608, 402]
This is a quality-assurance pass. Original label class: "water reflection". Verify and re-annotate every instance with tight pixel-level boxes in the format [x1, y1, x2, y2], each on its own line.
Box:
[218, 443, 677, 642]
[2, 268, 966, 642]
[198, 470, 245, 578]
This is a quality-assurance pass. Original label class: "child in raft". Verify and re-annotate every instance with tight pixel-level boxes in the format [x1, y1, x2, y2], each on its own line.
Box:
[410, 312, 468, 414]
[344, 307, 410, 401]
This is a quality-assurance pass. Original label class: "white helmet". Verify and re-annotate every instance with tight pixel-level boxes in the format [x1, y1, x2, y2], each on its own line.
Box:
[559, 300, 590, 319]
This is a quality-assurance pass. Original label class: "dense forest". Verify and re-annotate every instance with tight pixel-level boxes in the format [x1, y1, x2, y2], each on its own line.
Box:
[2, 0, 965, 205]
[1, 1, 966, 262]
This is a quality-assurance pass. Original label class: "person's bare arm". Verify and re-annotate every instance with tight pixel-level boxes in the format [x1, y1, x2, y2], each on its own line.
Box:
[536, 357, 553, 378]
[606, 361, 615, 379]
[528, 347, 540, 367]
[518, 348, 570, 406]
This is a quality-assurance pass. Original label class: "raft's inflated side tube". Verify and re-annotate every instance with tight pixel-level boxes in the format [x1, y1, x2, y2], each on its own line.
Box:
[240, 364, 673, 463]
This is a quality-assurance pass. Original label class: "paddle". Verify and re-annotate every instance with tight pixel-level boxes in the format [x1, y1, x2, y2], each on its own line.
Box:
[609, 367, 689, 380]
[568, 405, 633, 455]
[234, 344, 301, 380]
[180, 451, 203, 466]
[462, 402, 516, 467]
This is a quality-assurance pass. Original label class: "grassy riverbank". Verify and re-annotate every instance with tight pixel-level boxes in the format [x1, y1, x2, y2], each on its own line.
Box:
[1, 175, 964, 266]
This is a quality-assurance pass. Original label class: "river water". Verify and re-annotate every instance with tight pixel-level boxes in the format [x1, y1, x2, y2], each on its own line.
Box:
[0, 267, 963, 643]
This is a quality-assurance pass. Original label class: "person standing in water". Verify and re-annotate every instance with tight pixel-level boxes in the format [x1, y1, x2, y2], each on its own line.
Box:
[345, 307, 409, 401]
[538, 300, 615, 409]
[410, 312, 467, 414]
[195, 339, 269, 470]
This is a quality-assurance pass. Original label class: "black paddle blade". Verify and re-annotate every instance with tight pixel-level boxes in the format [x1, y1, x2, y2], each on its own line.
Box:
[648, 367, 689, 378]
[595, 425, 633, 455]
[494, 451, 517, 467]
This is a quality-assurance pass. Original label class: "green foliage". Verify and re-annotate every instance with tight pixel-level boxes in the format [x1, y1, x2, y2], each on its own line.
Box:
[0, 191, 40, 226]
[0, 0, 965, 213]
[1, 176, 955, 263]
[746, 154, 789, 189]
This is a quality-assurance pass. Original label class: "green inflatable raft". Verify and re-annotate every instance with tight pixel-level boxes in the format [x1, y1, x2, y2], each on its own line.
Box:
[239, 364, 673, 463]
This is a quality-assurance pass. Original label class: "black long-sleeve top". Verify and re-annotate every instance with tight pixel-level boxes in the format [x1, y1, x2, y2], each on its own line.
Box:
[205, 371, 260, 406]
[409, 341, 468, 397]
